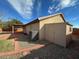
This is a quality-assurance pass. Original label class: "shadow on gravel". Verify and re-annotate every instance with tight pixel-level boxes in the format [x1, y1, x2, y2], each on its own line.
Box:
[20, 42, 79, 59]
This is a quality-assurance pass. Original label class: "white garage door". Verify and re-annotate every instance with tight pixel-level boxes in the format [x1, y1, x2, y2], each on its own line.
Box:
[45, 24, 55, 42]
[45, 24, 66, 47]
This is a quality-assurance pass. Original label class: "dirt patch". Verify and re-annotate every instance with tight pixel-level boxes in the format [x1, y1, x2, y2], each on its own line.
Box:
[0, 34, 11, 40]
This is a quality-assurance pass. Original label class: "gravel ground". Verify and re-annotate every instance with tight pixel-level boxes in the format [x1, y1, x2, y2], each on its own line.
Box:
[14, 33, 79, 59]
[0, 53, 23, 59]
[1, 42, 79, 59]
[20, 43, 79, 59]
[1, 33, 78, 59]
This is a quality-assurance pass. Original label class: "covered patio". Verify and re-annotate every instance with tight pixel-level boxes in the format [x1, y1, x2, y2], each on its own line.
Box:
[12, 24, 24, 33]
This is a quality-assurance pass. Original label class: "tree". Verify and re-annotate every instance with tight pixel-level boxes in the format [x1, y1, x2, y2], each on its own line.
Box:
[2, 19, 23, 31]
[0, 11, 5, 28]
[7, 19, 22, 27]
[0, 20, 2, 28]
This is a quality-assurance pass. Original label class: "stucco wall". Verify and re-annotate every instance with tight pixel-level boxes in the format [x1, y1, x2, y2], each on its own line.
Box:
[25, 22, 39, 34]
[66, 25, 73, 45]
[66, 25, 73, 35]
[25, 25, 31, 34]
[39, 15, 65, 40]
[66, 25, 73, 39]
[30, 23, 39, 31]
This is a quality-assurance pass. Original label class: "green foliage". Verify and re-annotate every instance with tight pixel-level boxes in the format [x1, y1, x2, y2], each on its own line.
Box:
[0, 20, 2, 28]
[8, 19, 23, 26]
[2, 19, 23, 31]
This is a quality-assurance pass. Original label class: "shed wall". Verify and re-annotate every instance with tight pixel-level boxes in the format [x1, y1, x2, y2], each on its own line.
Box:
[66, 25, 73, 35]
[39, 15, 64, 40]
[25, 23, 39, 34]
[66, 25, 73, 45]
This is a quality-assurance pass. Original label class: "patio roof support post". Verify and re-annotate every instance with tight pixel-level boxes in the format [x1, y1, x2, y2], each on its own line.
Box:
[12, 26, 14, 33]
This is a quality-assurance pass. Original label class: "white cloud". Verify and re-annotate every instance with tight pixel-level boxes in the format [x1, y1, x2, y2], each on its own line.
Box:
[48, 0, 79, 14]
[71, 17, 79, 21]
[59, 0, 78, 8]
[66, 17, 79, 23]
[48, 7, 53, 14]
[37, 0, 41, 17]
[68, 17, 79, 28]
[48, 5, 55, 14]
[8, 0, 35, 19]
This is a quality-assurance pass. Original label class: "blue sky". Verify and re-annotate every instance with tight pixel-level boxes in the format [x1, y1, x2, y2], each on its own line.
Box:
[0, 0, 79, 28]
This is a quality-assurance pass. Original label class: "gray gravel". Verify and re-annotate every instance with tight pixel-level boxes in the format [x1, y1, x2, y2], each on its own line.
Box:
[1, 33, 78, 59]
[16, 34, 79, 59]
[20, 43, 79, 59]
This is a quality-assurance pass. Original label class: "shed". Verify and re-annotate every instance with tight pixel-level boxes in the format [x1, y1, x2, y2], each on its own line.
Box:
[24, 13, 73, 47]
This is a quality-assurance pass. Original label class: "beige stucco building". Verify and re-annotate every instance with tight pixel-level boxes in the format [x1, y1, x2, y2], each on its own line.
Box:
[23, 13, 73, 47]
